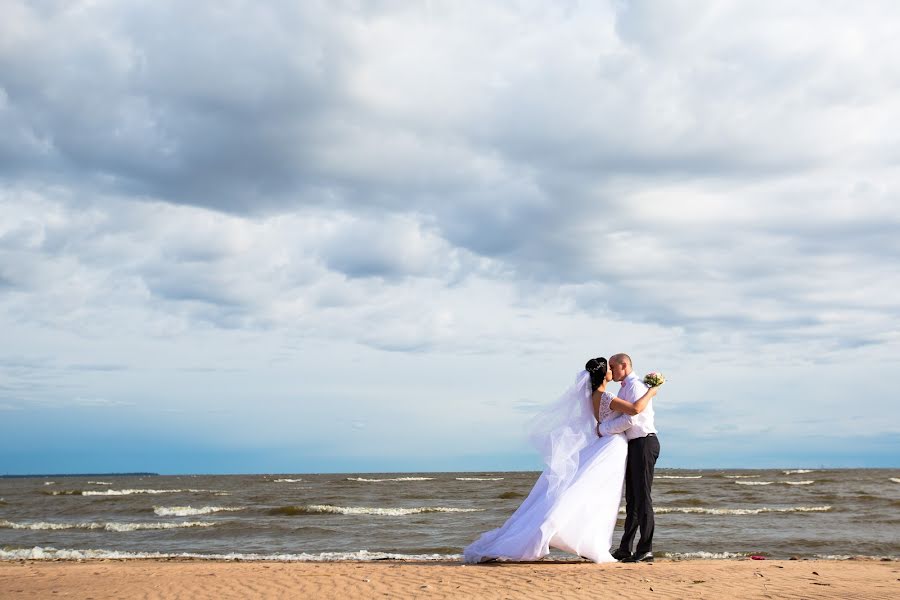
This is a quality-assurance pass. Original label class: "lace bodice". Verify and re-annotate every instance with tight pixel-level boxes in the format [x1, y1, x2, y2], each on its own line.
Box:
[597, 391, 616, 423]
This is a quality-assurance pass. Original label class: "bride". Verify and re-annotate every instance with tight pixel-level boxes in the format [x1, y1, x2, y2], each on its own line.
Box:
[463, 357, 658, 563]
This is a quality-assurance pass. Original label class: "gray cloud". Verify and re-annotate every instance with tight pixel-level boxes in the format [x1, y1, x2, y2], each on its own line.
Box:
[1, 1, 899, 472]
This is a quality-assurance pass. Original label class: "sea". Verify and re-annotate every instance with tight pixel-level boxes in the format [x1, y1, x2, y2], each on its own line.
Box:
[1, 469, 898, 562]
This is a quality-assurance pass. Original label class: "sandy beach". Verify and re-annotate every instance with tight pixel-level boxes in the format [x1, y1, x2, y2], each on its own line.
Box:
[1, 559, 896, 599]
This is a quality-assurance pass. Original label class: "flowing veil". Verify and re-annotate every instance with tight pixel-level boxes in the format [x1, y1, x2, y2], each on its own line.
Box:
[526, 370, 596, 498]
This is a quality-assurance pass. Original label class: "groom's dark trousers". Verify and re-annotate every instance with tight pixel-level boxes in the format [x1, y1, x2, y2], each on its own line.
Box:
[618, 434, 660, 556]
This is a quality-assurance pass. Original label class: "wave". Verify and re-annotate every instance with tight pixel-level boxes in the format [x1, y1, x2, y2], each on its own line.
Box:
[662, 551, 752, 559]
[783, 480, 815, 486]
[784, 469, 815, 475]
[87, 481, 113, 485]
[0, 546, 461, 562]
[345, 477, 435, 482]
[891, 478, 900, 484]
[455, 477, 505, 481]
[45, 489, 222, 496]
[629, 505, 832, 515]
[497, 491, 525, 499]
[273, 478, 303, 483]
[153, 506, 244, 517]
[735, 481, 774, 486]
[0, 520, 216, 532]
[3, 546, 892, 563]
[44, 481, 55, 485]
[656, 475, 702, 479]
[269, 504, 483, 516]
[814, 554, 898, 561]
[723, 475, 759, 479]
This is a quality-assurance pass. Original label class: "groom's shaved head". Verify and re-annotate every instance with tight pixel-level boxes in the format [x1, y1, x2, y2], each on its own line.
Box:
[610, 353, 632, 368]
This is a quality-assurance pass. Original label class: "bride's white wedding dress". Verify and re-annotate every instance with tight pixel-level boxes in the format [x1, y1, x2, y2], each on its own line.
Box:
[464, 373, 631, 563]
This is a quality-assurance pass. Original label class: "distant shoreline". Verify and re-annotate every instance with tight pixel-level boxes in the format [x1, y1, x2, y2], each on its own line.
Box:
[2, 467, 897, 478]
[0, 473, 158, 479]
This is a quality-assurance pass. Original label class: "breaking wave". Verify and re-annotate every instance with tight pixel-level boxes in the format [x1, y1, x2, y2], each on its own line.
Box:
[623, 505, 832, 515]
[46, 489, 223, 496]
[273, 478, 303, 483]
[346, 477, 435, 482]
[269, 504, 483, 516]
[656, 475, 702, 479]
[784, 469, 815, 475]
[783, 481, 815, 486]
[735, 481, 774, 486]
[0, 520, 216, 532]
[663, 551, 752, 559]
[153, 506, 244, 517]
[723, 475, 759, 479]
[455, 477, 505, 481]
[87, 481, 113, 485]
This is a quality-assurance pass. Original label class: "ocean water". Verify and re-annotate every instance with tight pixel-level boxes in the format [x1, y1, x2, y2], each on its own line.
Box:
[1, 469, 897, 561]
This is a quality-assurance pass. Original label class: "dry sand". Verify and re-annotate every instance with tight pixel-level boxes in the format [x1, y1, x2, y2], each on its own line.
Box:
[1, 559, 897, 599]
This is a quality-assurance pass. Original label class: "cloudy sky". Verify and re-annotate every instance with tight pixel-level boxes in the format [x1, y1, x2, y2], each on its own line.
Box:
[1, 1, 898, 475]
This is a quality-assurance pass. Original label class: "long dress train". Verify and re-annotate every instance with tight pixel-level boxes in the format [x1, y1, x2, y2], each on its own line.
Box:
[464, 392, 629, 563]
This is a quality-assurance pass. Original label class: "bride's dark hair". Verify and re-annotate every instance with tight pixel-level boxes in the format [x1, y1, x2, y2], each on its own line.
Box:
[585, 357, 607, 392]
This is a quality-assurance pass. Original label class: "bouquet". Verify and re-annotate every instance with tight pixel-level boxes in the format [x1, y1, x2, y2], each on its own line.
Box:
[643, 372, 666, 387]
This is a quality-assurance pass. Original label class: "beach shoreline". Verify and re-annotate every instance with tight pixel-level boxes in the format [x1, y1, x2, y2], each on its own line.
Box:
[2, 558, 897, 599]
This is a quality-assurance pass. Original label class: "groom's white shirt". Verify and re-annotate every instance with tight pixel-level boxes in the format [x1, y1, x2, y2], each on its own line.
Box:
[600, 372, 657, 440]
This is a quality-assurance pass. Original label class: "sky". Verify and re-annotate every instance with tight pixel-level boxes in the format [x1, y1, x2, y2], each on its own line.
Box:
[1, 1, 898, 475]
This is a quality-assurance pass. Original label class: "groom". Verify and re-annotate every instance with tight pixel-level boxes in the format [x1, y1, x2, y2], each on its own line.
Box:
[607, 353, 660, 563]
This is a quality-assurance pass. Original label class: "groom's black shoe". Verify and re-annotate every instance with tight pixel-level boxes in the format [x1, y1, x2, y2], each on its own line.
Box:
[611, 548, 633, 561]
[622, 551, 654, 563]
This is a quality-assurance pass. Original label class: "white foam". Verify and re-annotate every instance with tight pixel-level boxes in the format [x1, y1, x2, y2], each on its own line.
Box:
[890, 478, 900, 484]
[87, 481, 113, 485]
[783, 469, 815, 475]
[0, 546, 461, 562]
[301, 504, 483, 516]
[43, 482, 55, 485]
[621, 505, 832, 515]
[735, 481, 774, 486]
[153, 506, 244, 517]
[0, 520, 216, 531]
[663, 551, 751, 559]
[655, 475, 702, 479]
[723, 475, 760, 479]
[455, 477, 505, 481]
[273, 478, 303, 483]
[346, 477, 435, 482]
[783, 481, 814, 486]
